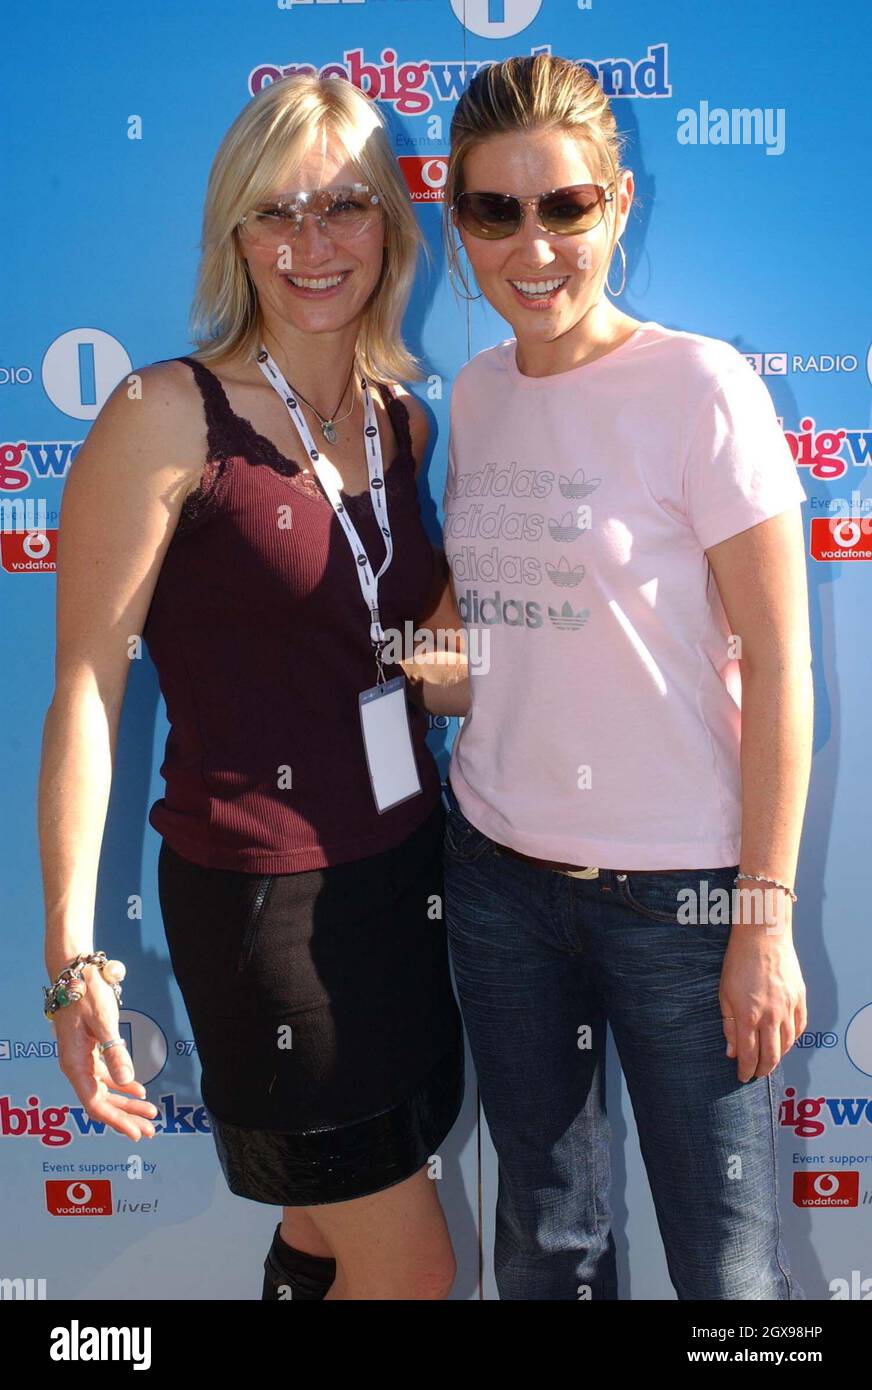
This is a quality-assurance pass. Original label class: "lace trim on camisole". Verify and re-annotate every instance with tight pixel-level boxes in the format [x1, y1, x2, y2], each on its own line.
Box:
[174, 355, 415, 532]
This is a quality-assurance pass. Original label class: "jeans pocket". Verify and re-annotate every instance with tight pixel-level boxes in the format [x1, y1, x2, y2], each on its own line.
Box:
[443, 805, 495, 864]
[236, 876, 274, 972]
[616, 867, 739, 926]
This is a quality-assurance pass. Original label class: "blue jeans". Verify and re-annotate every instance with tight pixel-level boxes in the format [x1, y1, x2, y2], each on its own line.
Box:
[442, 789, 803, 1302]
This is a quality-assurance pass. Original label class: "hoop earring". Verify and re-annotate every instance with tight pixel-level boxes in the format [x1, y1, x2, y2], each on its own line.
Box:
[606, 238, 627, 297]
[450, 244, 483, 302]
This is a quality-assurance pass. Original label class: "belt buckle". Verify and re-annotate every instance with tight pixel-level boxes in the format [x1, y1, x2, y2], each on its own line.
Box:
[562, 865, 599, 879]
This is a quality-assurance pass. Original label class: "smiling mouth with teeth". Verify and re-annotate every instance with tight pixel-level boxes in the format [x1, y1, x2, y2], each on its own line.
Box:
[284, 271, 350, 290]
[510, 276, 570, 298]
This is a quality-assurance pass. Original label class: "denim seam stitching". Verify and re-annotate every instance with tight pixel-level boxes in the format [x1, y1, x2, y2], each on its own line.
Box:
[766, 1070, 794, 1298]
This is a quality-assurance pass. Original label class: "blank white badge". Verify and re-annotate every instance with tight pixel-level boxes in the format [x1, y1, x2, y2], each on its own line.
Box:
[359, 676, 423, 814]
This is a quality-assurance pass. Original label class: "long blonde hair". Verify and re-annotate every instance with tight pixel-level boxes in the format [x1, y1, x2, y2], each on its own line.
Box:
[443, 54, 629, 300]
[189, 74, 425, 382]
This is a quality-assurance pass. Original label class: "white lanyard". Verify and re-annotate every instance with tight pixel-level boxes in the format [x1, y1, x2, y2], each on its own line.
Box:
[254, 344, 393, 667]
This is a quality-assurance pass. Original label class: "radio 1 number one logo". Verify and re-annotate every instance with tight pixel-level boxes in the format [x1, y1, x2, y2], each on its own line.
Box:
[450, 0, 543, 40]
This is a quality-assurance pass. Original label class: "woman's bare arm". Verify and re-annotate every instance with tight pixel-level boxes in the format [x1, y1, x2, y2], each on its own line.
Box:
[400, 545, 470, 717]
[41, 362, 204, 969]
[393, 388, 470, 716]
[708, 507, 813, 896]
[38, 361, 205, 1135]
[705, 507, 812, 1082]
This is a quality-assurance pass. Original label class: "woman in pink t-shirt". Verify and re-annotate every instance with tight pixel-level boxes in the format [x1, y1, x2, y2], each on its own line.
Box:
[440, 55, 811, 1301]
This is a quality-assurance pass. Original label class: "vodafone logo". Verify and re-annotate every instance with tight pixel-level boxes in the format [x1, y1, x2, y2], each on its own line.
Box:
[399, 156, 448, 202]
[23, 531, 51, 560]
[793, 1171, 859, 1207]
[419, 158, 448, 190]
[810, 515, 872, 561]
[0, 528, 58, 573]
[832, 520, 862, 547]
[45, 1178, 112, 1216]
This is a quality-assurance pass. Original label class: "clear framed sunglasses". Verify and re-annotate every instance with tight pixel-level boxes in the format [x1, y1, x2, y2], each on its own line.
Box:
[238, 183, 382, 243]
[453, 182, 614, 239]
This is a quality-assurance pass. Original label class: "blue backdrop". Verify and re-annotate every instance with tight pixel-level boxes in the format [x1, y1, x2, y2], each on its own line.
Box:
[2, 0, 870, 1300]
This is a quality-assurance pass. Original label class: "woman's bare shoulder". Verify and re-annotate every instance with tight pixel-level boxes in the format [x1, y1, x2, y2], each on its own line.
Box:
[69, 357, 211, 502]
[106, 357, 200, 426]
[133, 356, 205, 421]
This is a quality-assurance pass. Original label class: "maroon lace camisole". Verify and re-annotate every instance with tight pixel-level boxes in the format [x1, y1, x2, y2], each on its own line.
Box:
[141, 355, 442, 872]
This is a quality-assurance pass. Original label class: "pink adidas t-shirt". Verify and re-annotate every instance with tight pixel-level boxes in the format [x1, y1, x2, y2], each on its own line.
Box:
[442, 319, 808, 869]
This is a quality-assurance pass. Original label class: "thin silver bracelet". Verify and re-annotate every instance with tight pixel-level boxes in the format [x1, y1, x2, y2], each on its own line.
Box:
[734, 870, 797, 904]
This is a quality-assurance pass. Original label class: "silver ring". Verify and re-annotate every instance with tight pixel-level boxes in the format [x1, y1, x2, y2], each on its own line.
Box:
[98, 1038, 124, 1053]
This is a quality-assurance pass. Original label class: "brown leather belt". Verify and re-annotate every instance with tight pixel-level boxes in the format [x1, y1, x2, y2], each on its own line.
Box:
[495, 843, 601, 879]
[495, 844, 676, 879]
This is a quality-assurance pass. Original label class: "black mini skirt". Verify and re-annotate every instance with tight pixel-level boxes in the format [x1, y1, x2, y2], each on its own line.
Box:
[157, 799, 465, 1206]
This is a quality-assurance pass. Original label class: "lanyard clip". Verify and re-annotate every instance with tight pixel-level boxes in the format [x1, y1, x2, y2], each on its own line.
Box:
[370, 607, 387, 682]
[373, 637, 388, 687]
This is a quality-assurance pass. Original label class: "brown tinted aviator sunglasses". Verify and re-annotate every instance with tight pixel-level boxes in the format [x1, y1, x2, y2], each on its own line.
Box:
[453, 182, 615, 239]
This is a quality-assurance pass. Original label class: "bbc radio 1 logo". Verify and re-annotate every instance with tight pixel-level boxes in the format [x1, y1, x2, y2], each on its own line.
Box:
[45, 1179, 112, 1217]
[793, 1172, 860, 1208]
[399, 155, 447, 202]
[450, 0, 543, 39]
[744, 351, 858, 375]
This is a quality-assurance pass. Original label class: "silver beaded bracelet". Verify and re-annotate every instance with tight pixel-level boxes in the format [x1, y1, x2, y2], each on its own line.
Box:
[734, 870, 797, 904]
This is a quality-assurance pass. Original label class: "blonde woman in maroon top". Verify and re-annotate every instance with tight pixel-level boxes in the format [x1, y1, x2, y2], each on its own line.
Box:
[38, 76, 468, 1300]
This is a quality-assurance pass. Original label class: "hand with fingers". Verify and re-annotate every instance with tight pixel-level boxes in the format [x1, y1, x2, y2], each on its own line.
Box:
[48, 957, 159, 1141]
[719, 886, 807, 1083]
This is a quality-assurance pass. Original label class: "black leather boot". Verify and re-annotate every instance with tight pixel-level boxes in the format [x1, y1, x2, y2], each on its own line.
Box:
[262, 1223, 337, 1301]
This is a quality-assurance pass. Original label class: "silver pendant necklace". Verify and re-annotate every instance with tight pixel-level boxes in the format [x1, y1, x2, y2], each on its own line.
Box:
[286, 359, 356, 444]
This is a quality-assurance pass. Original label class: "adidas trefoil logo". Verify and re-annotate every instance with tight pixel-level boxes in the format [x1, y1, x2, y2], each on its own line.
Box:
[548, 601, 590, 630]
[549, 511, 588, 541]
[558, 467, 601, 499]
[546, 557, 585, 588]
